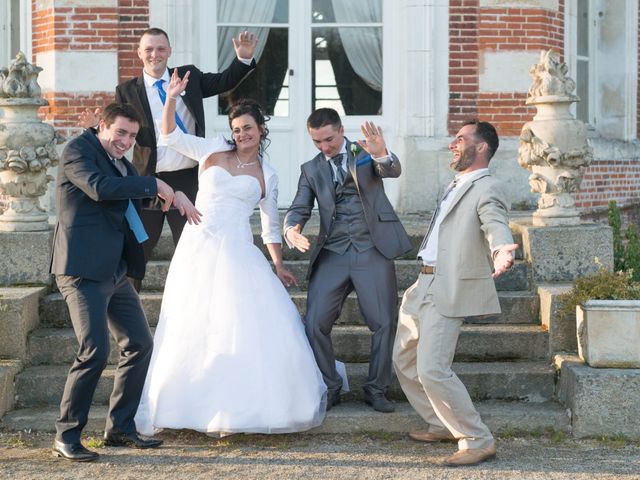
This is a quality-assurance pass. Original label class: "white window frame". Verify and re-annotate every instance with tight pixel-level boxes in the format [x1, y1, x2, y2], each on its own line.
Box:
[565, 0, 638, 140]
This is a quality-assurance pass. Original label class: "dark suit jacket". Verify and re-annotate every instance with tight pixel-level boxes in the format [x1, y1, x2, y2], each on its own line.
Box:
[284, 140, 412, 277]
[115, 59, 255, 176]
[50, 129, 158, 281]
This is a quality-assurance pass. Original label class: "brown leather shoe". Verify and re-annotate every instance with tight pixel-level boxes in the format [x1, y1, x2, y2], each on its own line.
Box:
[443, 444, 497, 467]
[408, 430, 456, 443]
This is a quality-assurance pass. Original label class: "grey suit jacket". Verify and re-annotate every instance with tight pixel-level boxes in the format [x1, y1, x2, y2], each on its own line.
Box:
[284, 140, 412, 277]
[432, 172, 514, 317]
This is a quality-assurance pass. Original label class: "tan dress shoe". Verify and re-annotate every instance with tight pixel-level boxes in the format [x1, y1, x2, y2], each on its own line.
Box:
[443, 444, 497, 466]
[408, 430, 456, 443]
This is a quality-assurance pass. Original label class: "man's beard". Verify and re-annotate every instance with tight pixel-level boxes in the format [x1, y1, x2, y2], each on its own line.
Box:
[450, 145, 475, 171]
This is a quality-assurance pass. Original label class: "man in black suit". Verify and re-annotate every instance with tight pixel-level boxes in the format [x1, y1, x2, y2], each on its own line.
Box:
[50, 103, 195, 462]
[81, 28, 257, 287]
[284, 109, 412, 413]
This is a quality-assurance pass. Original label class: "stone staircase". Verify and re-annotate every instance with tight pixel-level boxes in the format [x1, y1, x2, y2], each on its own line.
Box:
[1, 214, 570, 434]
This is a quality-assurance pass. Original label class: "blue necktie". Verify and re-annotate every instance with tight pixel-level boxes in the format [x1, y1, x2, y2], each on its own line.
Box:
[153, 79, 188, 134]
[125, 200, 149, 244]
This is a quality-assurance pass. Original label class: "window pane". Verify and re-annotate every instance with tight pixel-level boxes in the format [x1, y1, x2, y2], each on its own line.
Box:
[577, 0, 589, 57]
[217, 0, 288, 23]
[218, 27, 289, 117]
[576, 59, 589, 123]
[312, 27, 382, 115]
[312, 0, 382, 23]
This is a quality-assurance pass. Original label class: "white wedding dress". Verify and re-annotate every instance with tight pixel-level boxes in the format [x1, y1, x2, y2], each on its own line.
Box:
[135, 131, 327, 436]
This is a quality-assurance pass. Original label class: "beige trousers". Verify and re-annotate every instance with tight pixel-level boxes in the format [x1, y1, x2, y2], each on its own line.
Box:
[392, 273, 494, 450]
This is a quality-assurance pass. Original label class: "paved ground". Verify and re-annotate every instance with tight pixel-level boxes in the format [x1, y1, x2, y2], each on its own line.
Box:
[1, 430, 639, 480]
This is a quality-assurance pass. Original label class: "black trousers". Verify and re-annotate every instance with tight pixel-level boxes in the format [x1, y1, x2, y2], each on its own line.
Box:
[55, 260, 153, 444]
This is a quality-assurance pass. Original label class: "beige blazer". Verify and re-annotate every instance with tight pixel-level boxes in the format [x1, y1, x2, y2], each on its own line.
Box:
[432, 172, 514, 318]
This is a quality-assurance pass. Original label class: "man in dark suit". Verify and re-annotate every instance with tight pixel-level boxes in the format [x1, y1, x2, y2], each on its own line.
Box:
[50, 103, 190, 462]
[284, 108, 412, 413]
[106, 28, 256, 282]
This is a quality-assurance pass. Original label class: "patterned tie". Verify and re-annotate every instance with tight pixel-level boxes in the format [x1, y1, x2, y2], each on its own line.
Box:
[153, 79, 188, 133]
[418, 179, 458, 253]
[331, 154, 346, 185]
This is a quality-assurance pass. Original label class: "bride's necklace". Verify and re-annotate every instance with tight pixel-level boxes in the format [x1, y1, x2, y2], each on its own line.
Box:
[235, 152, 259, 169]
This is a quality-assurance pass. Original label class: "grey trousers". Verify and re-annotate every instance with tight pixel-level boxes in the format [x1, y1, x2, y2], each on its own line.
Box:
[55, 260, 153, 444]
[305, 247, 398, 397]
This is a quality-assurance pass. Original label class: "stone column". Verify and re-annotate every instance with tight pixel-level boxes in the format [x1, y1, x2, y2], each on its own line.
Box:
[0, 51, 62, 232]
[0, 52, 60, 285]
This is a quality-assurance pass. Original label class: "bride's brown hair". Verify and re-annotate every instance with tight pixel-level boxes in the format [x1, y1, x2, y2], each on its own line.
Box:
[228, 99, 271, 154]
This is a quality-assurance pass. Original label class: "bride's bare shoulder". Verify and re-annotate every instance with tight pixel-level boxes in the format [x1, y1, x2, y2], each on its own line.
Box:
[203, 150, 235, 172]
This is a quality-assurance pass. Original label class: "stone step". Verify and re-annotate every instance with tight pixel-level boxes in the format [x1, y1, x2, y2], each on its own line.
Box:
[0, 399, 569, 435]
[40, 289, 540, 329]
[2, 399, 568, 435]
[14, 358, 553, 408]
[141, 259, 531, 292]
[149, 213, 525, 261]
[28, 323, 548, 367]
[0, 360, 22, 418]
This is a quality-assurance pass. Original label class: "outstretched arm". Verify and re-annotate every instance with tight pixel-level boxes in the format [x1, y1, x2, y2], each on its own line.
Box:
[356, 121, 401, 178]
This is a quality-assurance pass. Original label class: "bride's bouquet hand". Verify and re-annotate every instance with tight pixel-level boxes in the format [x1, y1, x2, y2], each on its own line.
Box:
[275, 265, 298, 288]
[167, 68, 190, 99]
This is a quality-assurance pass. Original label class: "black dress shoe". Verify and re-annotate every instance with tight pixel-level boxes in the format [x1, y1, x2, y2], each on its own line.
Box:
[104, 432, 163, 449]
[52, 440, 99, 462]
[326, 392, 342, 411]
[364, 393, 395, 413]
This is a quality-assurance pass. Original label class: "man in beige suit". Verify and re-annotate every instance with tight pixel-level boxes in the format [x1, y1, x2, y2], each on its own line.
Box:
[392, 119, 518, 467]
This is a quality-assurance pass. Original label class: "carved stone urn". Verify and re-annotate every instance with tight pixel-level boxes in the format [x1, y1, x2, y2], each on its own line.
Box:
[518, 50, 592, 226]
[0, 52, 62, 231]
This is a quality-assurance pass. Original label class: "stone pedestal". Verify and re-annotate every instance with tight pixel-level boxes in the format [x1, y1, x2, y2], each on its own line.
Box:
[538, 283, 576, 354]
[0, 360, 22, 418]
[511, 220, 613, 283]
[0, 229, 54, 286]
[556, 354, 640, 439]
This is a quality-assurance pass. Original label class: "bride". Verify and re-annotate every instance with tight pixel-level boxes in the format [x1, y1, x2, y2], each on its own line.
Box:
[134, 69, 327, 435]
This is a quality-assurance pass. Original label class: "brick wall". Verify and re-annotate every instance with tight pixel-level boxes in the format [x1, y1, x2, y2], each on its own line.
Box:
[448, 0, 564, 137]
[32, 0, 149, 137]
[576, 159, 640, 212]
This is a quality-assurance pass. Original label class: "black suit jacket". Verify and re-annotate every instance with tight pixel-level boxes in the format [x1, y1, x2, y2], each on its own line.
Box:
[284, 140, 412, 277]
[50, 129, 158, 281]
[115, 59, 255, 176]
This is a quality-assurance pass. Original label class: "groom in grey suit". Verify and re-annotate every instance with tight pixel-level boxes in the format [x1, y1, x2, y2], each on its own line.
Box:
[284, 108, 411, 412]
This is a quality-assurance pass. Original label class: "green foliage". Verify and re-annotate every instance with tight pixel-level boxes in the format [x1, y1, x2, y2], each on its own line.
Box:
[559, 268, 640, 319]
[608, 201, 625, 271]
[625, 224, 640, 281]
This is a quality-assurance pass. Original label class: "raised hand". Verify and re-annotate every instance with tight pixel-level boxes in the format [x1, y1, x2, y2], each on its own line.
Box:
[78, 107, 101, 129]
[285, 224, 311, 253]
[167, 68, 190, 99]
[173, 190, 203, 225]
[357, 121, 388, 158]
[492, 243, 519, 278]
[232, 31, 258, 60]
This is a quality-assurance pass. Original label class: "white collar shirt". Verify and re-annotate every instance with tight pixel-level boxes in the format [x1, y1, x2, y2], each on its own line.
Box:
[324, 140, 348, 177]
[418, 168, 489, 266]
[143, 69, 197, 172]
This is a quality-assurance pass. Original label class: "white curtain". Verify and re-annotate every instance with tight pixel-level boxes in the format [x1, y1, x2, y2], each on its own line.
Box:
[217, 0, 278, 70]
[330, 0, 382, 92]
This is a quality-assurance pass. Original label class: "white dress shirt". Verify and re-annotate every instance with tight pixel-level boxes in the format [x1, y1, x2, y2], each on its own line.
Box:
[418, 168, 489, 266]
[143, 70, 197, 172]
